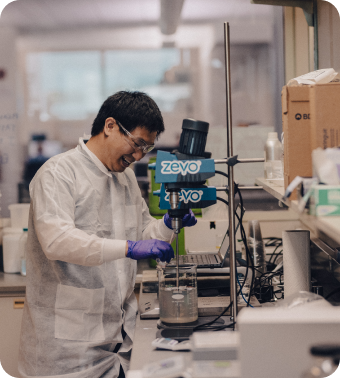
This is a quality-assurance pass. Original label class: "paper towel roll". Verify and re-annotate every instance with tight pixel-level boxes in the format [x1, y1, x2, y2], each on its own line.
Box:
[283, 230, 311, 297]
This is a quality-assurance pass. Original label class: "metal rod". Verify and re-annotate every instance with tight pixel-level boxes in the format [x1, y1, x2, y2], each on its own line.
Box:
[214, 158, 264, 164]
[215, 186, 263, 191]
[224, 22, 238, 322]
[237, 158, 265, 163]
[175, 231, 179, 289]
[237, 186, 263, 190]
[214, 159, 230, 164]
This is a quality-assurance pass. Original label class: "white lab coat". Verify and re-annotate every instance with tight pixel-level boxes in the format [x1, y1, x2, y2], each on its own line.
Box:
[18, 137, 173, 378]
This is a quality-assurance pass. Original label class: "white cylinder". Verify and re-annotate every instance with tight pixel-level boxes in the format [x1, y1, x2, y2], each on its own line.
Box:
[8, 203, 30, 229]
[282, 230, 311, 297]
[3, 228, 23, 273]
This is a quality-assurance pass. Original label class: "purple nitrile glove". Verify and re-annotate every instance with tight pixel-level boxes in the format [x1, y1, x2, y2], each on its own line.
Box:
[126, 239, 174, 263]
[163, 209, 197, 230]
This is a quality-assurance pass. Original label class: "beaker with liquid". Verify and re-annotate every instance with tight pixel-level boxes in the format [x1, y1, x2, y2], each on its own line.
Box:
[158, 263, 198, 324]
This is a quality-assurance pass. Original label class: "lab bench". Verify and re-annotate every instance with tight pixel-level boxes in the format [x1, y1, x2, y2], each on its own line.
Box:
[0, 272, 26, 377]
[256, 177, 340, 301]
[130, 316, 180, 371]
[255, 177, 340, 248]
[129, 309, 235, 373]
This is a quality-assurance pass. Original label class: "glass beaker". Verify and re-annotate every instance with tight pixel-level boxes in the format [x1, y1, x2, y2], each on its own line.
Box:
[158, 263, 198, 324]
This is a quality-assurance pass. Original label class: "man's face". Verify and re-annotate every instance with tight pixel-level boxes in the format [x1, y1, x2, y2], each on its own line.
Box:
[103, 118, 157, 173]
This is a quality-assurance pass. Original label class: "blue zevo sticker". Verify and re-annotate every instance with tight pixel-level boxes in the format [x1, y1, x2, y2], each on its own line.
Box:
[157, 184, 217, 209]
[155, 150, 215, 183]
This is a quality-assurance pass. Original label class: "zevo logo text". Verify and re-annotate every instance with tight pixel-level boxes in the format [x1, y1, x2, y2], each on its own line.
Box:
[165, 190, 204, 204]
[161, 160, 202, 176]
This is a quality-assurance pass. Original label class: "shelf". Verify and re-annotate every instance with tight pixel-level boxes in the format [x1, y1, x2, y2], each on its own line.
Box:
[255, 177, 340, 247]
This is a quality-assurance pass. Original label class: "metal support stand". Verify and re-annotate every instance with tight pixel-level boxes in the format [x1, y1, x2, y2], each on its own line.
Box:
[224, 22, 238, 322]
[223, 22, 265, 323]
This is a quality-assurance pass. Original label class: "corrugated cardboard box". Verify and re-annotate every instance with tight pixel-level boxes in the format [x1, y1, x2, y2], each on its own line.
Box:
[281, 85, 312, 200]
[281, 82, 340, 200]
[310, 82, 340, 150]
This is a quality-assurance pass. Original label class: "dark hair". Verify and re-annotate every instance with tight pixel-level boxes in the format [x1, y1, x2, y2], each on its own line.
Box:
[91, 91, 164, 137]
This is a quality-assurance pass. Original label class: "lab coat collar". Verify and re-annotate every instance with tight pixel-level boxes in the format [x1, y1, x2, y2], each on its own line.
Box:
[77, 136, 128, 186]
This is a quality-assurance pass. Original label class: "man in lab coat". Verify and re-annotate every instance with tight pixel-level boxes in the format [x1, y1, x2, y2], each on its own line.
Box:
[18, 91, 196, 378]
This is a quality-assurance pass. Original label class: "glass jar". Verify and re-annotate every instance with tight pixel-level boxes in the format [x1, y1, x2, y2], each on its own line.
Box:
[158, 263, 198, 324]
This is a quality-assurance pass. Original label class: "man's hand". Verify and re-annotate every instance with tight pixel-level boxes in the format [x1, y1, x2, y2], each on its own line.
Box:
[126, 239, 174, 263]
[163, 209, 197, 230]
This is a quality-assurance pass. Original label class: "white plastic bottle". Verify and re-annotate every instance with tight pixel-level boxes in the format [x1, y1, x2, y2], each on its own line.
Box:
[264, 132, 283, 180]
[2, 228, 23, 273]
[19, 228, 28, 276]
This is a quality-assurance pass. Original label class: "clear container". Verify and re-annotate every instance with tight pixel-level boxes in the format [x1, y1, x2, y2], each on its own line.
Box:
[301, 345, 340, 377]
[158, 263, 198, 324]
[264, 132, 283, 180]
[19, 228, 28, 276]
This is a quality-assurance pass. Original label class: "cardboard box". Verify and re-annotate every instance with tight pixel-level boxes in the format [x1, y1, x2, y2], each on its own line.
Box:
[282, 85, 312, 199]
[282, 82, 340, 200]
[310, 82, 340, 150]
[309, 185, 340, 216]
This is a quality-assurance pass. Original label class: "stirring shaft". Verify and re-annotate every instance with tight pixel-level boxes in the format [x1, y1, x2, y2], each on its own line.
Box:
[175, 230, 179, 288]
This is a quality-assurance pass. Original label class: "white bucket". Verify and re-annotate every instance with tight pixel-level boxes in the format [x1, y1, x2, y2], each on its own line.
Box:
[8, 204, 30, 229]
[3, 227, 23, 273]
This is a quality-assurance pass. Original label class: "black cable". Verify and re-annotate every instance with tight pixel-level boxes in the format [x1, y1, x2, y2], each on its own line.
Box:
[216, 196, 249, 296]
[325, 286, 340, 300]
[214, 171, 256, 308]
[193, 301, 233, 331]
[234, 186, 256, 306]
[268, 244, 283, 264]
[216, 192, 256, 308]
[216, 196, 229, 206]
[192, 192, 247, 332]
[256, 269, 283, 289]
[239, 217, 255, 306]
[272, 249, 283, 265]
[215, 170, 228, 179]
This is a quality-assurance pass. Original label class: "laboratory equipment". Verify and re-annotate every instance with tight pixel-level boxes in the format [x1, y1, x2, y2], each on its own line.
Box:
[151, 338, 191, 351]
[191, 331, 241, 378]
[264, 132, 283, 180]
[191, 331, 239, 361]
[302, 345, 340, 378]
[158, 263, 198, 324]
[149, 23, 264, 323]
[142, 355, 186, 378]
[238, 305, 340, 378]
[19, 228, 28, 276]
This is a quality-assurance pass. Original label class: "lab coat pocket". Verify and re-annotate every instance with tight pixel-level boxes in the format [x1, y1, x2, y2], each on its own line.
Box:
[55, 284, 105, 342]
[125, 204, 142, 241]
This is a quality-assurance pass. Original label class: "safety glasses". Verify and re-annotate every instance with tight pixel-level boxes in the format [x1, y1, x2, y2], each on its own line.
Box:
[116, 121, 155, 154]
